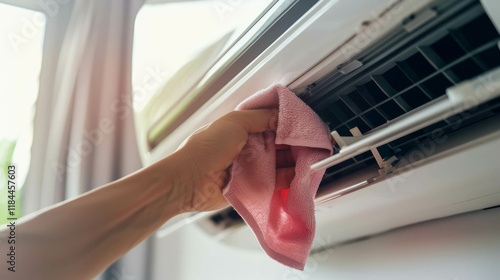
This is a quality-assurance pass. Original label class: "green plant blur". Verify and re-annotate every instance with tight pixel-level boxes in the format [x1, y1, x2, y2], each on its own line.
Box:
[0, 139, 19, 225]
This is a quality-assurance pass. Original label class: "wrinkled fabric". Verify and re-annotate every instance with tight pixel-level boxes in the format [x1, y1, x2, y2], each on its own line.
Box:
[223, 84, 332, 270]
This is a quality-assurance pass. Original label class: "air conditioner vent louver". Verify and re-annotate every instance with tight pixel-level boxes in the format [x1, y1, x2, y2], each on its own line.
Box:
[305, 3, 500, 183]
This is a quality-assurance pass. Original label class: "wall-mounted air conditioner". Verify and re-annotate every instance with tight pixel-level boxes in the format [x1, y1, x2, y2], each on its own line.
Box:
[134, 0, 500, 251]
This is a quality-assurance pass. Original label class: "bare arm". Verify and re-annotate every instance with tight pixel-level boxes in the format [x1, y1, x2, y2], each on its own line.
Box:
[0, 109, 290, 280]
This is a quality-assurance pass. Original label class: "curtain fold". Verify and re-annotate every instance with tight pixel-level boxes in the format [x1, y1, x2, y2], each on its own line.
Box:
[24, 0, 148, 279]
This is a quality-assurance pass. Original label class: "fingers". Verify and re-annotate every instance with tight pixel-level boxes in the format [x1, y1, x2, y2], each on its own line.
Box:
[275, 144, 290, 150]
[214, 109, 296, 192]
[223, 109, 278, 134]
[221, 111, 294, 191]
[275, 167, 295, 191]
[276, 146, 295, 190]
[276, 148, 294, 168]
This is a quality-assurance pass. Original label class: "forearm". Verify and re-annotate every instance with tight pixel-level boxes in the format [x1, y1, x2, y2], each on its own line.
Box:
[0, 109, 277, 280]
[1, 152, 187, 280]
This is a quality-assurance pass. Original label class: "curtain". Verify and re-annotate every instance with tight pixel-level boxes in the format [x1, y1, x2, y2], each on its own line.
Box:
[23, 0, 148, 279]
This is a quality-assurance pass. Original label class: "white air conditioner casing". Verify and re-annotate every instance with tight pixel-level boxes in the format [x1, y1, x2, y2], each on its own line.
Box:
[136, 0, 500, 252]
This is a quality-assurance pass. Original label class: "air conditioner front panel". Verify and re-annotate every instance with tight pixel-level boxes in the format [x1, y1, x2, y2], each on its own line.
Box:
[313, 116, 500, 248]
[153, 0, 500, 251]
[153, 0, 427, 238]
[148, 0, 431, 165]
[217, 115, 500, 251]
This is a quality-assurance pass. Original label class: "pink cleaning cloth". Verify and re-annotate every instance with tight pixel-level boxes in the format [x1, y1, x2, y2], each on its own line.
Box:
[223, 84, 333, 270]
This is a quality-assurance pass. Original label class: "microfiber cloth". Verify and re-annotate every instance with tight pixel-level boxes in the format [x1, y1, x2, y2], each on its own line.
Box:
[223, 84, 333, 270]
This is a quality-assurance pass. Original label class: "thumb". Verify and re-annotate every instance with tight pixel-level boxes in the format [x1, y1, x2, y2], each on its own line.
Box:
[221, 109, 278, 134]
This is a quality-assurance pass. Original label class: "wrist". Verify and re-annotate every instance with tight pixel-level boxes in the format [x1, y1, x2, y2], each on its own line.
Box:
[146, 150, 195, 217]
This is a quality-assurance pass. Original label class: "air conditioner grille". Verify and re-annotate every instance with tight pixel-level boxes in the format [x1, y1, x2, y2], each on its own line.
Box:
[307, 3, 500, 182]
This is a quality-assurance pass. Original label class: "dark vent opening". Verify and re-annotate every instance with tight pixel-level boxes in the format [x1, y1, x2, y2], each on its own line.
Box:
[325, 158, 377, 179]
[227, 209, 242, 220]
[450, 58, 484, 81]
[457, 14, 500, 50]
[430, 34, 466, 64]
[376, 144, 393, 160]
[423, 120, 448, 134]
[347, 90, 371, 111]
[354, 151, 373, 161]
[304, 2, 500, 182]
[490, 97, 500, 114]
[388, 128, 426, 150]
[476, 46, 500, 70]
[362, 109, 386, 127]
[318, 107, 341, 129]
[401, 52, 436, 80]
[326, 158, 356, 174]
[336, 125, 351, 136]
[330, 100, 355, 123]
[208, 208, 244, 229]
[400, 87, 432, 109]
[211, 214, 224, 224]
[378, 100, 406, 120]
[383, 66, 413, 92]
[360, 81, 388, 104]
[421, 74, 452, 98]
[347, 118, 371, 133]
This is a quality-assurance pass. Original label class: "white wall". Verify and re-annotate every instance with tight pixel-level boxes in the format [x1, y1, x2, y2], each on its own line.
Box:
[151, 207, 500, 280]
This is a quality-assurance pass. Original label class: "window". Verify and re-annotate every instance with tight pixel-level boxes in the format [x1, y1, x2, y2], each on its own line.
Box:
[0, 3, 46, 223]
[131, 0, 273, 112]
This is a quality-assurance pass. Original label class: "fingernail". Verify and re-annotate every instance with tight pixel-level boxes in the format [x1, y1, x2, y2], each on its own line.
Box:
[236, 141, 246, 152]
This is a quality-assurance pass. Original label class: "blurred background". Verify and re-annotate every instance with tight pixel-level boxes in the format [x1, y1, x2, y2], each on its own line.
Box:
[2, 0, 500, 279]
[0, 0, 271, 279]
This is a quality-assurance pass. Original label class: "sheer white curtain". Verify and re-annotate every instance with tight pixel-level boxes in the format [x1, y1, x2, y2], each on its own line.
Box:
[23, 0, 148, 279]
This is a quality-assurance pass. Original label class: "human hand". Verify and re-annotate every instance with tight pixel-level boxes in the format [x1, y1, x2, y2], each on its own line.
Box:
[167, 109, 295, 213]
